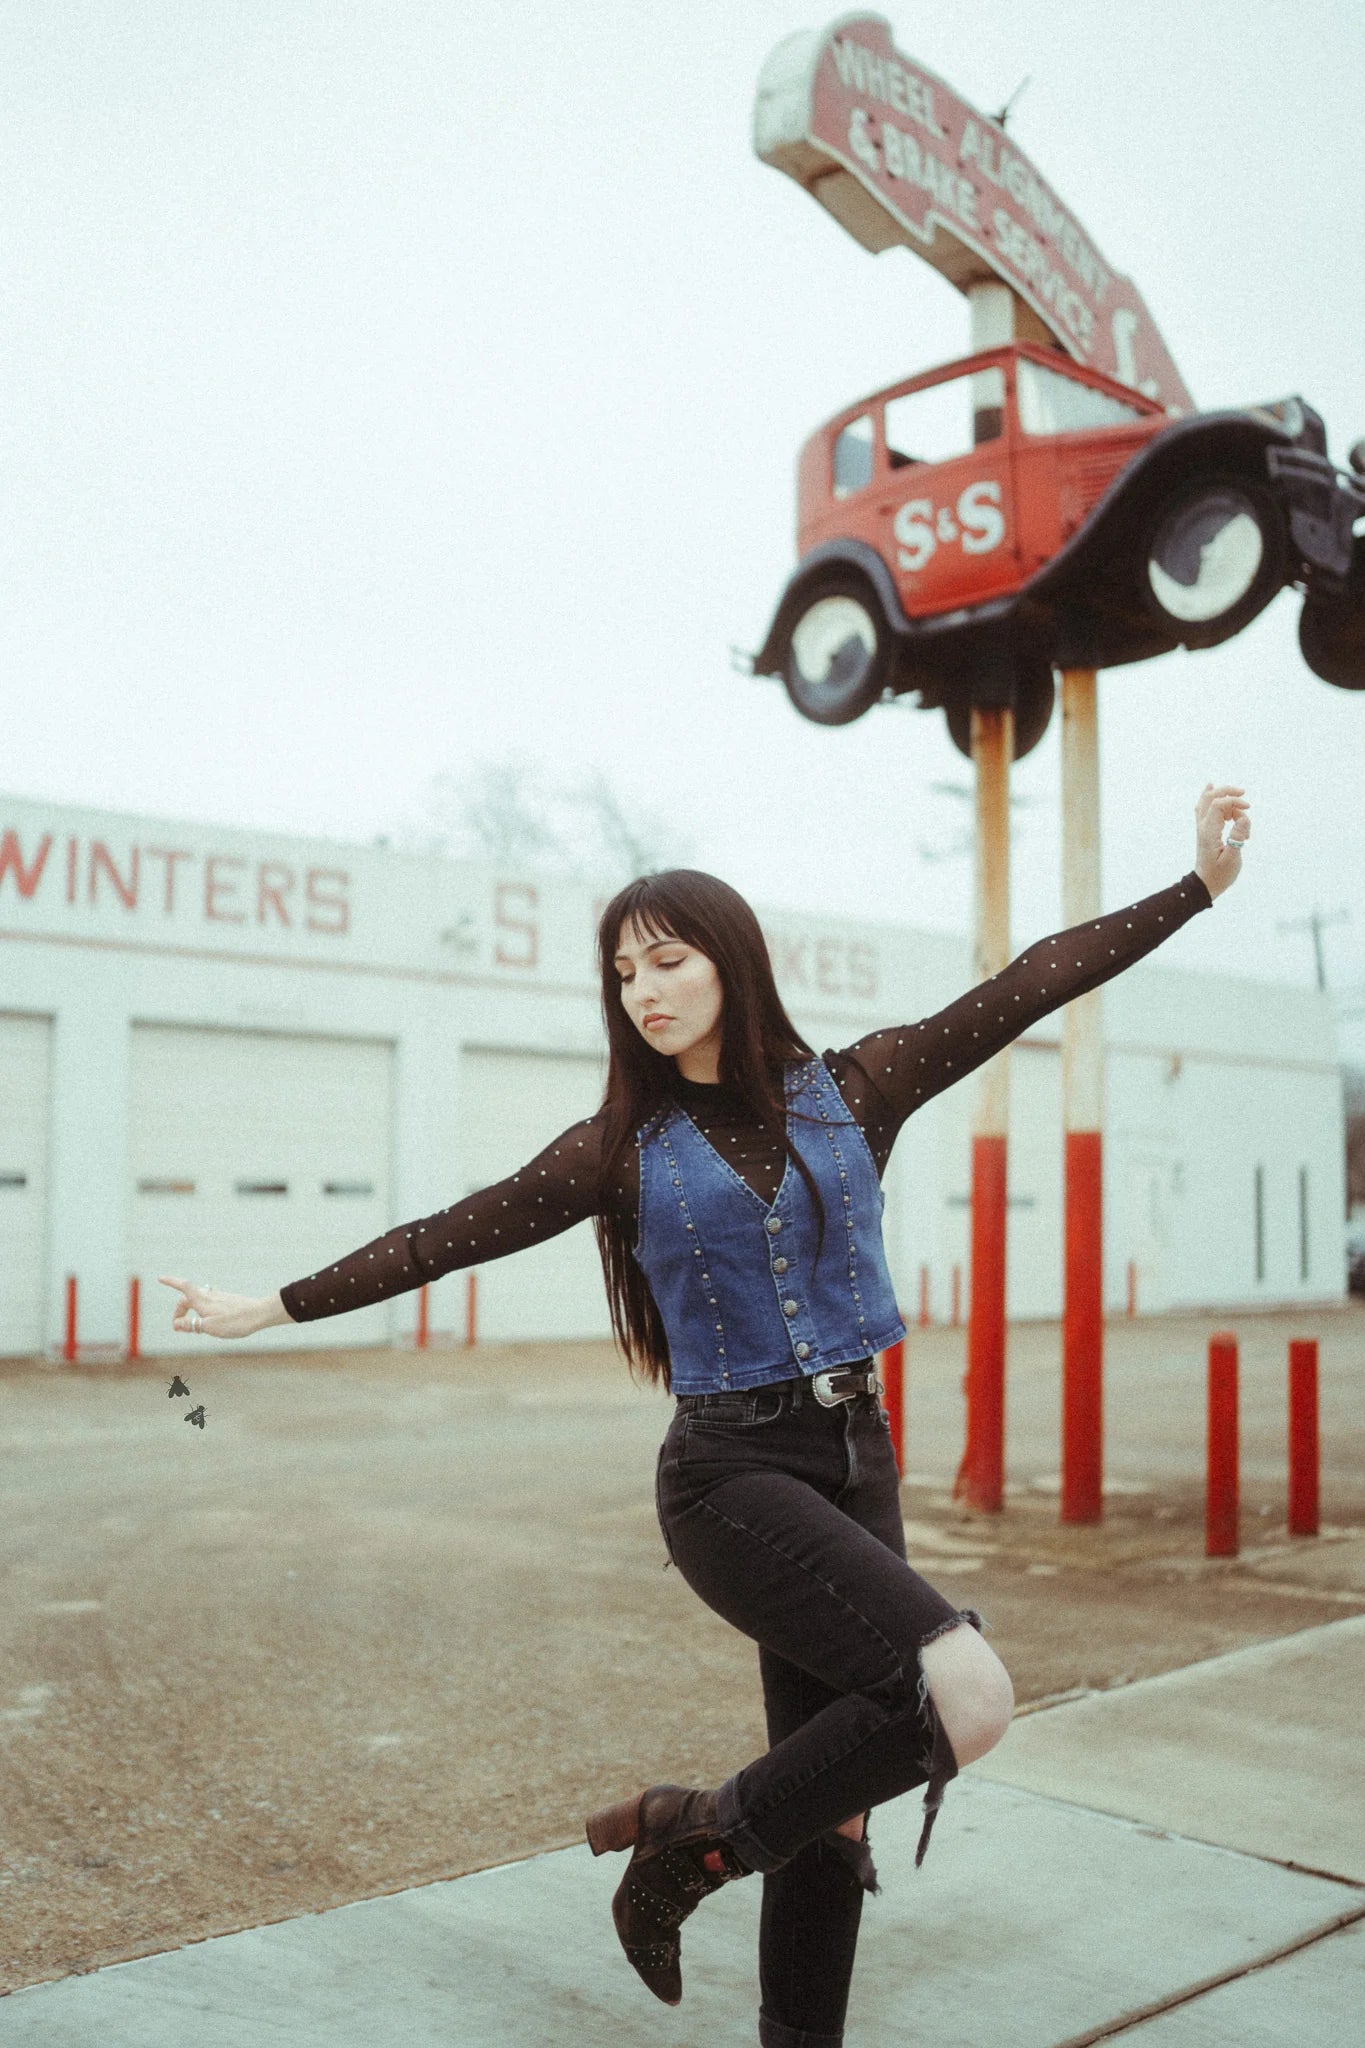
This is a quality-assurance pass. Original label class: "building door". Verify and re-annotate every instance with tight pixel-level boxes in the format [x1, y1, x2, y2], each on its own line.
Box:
[0, 1013, 53, 1357]
[459, 1047, 608, 1343]
[130, 1025, 395, 1350]
[1124, 1148, 1176, 1315]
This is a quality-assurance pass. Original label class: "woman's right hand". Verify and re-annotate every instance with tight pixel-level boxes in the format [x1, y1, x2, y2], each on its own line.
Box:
[157, 1276, 280, 1340]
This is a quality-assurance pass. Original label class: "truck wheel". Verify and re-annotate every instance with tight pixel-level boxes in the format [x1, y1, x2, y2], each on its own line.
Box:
[945, 662, 1055, 762]
[1299, 593, 1365, 689]
[780, 575, 891, 726]
[1140, 479, 1285, 646]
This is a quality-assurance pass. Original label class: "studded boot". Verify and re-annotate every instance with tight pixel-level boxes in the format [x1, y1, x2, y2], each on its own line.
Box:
[585, 1783, 752, 2005]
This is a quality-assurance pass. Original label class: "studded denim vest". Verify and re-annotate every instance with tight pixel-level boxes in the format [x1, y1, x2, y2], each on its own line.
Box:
[633, 1057, 907, 1396]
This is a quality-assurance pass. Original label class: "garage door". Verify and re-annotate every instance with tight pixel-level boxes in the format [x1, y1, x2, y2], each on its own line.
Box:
[0, 1013, 52, 1357]
[130, 1025, 395, 1351]
[458, 1047, 608, 1343]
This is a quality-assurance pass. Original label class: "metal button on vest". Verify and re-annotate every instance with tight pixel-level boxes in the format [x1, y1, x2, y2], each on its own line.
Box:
[766, 1216, 782, 1234]
[773, 1256, 788, 1273]
[782, 1299, 798, 1317]
[796, 1342, 810, 1359]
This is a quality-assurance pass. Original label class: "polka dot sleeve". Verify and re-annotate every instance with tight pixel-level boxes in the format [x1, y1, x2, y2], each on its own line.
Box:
[278, 1114, 616, 1323]
[829, 871, 1213, 1158]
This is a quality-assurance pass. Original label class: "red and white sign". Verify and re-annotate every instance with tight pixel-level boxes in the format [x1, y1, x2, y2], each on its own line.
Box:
[755, 14, 1194, 414]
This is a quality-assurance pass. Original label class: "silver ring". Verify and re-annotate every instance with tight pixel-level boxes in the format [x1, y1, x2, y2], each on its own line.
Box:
[187, 1310, 201, 1333]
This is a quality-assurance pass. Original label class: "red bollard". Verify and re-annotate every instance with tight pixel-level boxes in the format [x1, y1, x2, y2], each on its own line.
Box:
[1288, 1339, 1319, 1537]
[465, 1271, 478, 1348]
[880, 1337, 905, 1476]
[416, 1284, 430, 1350]
[1206, 1332, 1239, 1558]
[62, 1275, 78, 1363]
[127, 1277, 142, 1364]
[1061, 1127, 1104, 1526]
[918, 1265, 931, 1328]
[1126, 1260, 1137, 1318]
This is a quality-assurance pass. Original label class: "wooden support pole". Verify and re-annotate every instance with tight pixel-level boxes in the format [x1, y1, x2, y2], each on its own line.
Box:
[953, 702, 1012, 1513]
[1060, 666, 1105, 1525]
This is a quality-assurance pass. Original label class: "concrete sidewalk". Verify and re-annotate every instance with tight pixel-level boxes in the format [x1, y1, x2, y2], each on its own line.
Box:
[5, 1620, 1362, 2047]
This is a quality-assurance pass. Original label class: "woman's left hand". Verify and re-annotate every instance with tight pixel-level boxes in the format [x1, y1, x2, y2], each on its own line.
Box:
[1193, 783, 1251, 900]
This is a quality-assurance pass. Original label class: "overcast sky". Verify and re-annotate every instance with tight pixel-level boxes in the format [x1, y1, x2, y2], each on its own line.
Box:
[6, 1, 1365, 1054]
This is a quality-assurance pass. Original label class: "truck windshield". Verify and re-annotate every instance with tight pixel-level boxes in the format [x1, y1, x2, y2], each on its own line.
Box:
[1018, 359, 1148, 435]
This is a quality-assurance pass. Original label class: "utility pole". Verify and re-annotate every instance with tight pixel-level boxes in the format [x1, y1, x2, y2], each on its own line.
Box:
[1276, 907, 1350, 991]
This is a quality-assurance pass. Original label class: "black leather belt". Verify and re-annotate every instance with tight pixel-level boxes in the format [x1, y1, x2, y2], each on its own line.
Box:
[677, 1363, 881, 1411]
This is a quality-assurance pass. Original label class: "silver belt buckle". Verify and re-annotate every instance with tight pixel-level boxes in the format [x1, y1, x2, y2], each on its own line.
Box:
[811, 1367, 858, 1408]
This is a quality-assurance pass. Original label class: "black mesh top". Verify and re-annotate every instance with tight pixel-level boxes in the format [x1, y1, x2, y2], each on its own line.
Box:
[279, 871, 1212, 1322]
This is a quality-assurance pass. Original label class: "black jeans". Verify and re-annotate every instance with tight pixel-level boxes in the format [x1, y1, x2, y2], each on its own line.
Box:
[655, 1372, 980, 2048]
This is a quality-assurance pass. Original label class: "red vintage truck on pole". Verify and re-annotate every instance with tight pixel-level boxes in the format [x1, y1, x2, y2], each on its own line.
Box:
[751, 340, 1365, 740]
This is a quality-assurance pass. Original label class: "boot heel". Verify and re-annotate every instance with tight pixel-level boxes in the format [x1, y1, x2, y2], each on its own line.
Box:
[586, 1795, 640, 1856]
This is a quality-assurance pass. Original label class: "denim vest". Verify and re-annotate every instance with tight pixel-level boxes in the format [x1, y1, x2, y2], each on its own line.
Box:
[633, 1057, 907, 1396]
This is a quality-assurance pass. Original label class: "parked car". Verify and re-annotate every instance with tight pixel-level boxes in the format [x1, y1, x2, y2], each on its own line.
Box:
[751, 341, 1365, 753]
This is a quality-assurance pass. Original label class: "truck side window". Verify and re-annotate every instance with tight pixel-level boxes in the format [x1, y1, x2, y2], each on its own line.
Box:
[832, 415, 874, 498]
[885, 369, 1004, 469]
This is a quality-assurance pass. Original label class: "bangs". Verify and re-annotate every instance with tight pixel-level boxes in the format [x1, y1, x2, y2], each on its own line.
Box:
[603, 879, 687, 963]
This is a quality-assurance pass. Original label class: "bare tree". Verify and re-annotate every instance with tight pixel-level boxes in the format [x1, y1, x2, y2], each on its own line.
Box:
[417, 759, 564, 867]
[562, 764, 694, 883]
[399, 753, 694, 881]
[1344, 1064, 1365, 1214]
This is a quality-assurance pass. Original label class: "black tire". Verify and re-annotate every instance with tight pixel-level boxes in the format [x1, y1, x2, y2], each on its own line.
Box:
[945, 663, 1055, 762]
[1138, 477, 1286, 647]
[779, 574, 891, 726]
[1299, 593, 1365, 690]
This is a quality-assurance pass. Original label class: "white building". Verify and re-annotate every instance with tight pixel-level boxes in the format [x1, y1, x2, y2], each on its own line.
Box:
[0, 792, 1347, 1359]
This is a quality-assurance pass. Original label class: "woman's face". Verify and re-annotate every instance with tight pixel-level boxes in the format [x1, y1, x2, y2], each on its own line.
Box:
[614, 916, 724, 1080]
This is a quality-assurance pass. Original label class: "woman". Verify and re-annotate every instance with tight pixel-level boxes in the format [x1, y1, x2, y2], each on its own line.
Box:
[162, 782, 1249, 2048]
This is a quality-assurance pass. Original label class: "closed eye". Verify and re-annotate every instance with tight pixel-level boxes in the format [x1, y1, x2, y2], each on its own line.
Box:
[619, 958, 684, 983]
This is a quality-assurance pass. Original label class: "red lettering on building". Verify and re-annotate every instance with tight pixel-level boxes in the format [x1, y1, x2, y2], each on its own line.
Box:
[88, 839, 139, 910]
[258, 862, 295, 927]
[0, 829, 52, 900]
[816, 936, 842, 996]
[772, 933, 809, 987]
[305, 867, 349, 935]
[65, 836, 78, 903]
[145, 846, 193, 915]
[848, 942, 878, 1000]
[494, 881, 538, 968]
[205, 855, 247, 924]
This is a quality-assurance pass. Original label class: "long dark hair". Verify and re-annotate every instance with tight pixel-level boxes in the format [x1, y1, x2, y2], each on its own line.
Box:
[592, 869, 831, 1392]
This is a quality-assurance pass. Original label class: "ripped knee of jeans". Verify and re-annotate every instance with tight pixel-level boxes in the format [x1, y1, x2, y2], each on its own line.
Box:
[912, 1608, 985, 1868]
[819, 1816, 880, 1895]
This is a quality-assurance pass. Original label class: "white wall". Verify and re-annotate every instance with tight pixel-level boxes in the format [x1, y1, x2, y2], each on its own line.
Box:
[0, 790, 1345, 1354]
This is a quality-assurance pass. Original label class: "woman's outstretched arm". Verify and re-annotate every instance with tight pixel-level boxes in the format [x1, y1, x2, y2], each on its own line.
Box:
[159, 1113, 612, 1339]
[833, 784, 1249, 1146]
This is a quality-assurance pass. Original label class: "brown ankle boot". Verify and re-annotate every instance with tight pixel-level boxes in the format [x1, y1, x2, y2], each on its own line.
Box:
[585, 1783, 751, 2005]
